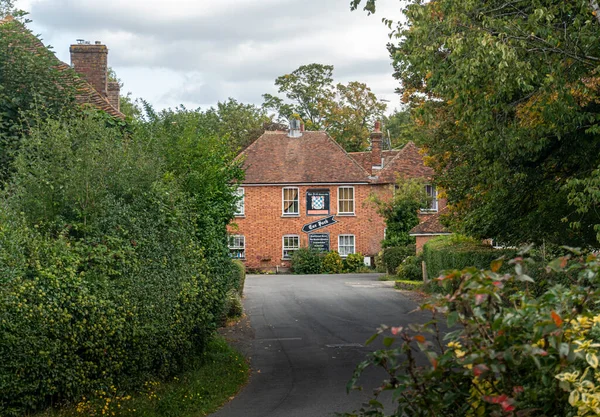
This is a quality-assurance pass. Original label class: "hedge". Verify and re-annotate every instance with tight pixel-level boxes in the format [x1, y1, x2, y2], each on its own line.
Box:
[0, 116, 238, 416]
[382, 245, 416, 275]
[423, 235, 516, 281]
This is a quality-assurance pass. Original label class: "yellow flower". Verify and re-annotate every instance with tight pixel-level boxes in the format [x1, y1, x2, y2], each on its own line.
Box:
[455, 349, 466, 358]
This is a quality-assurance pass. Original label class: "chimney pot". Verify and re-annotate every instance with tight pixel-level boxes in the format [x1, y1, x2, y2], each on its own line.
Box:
[375, 120, 381, 132]
[95, 41, 101, 45]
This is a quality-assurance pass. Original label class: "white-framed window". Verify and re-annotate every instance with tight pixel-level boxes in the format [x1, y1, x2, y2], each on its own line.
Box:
[228, 235, 245, 259]
[282, 187, 299, 216]
[234, 187, 245, 216]
[337, 186, 355, 215]
[282, 235, 300, 259]
[423, 185, 438, 212]
[338, 235, 355, 257]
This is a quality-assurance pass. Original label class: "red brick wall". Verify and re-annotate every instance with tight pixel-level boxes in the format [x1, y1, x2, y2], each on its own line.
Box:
[70, 44, 108, 97]
[228, 184, 390, 269]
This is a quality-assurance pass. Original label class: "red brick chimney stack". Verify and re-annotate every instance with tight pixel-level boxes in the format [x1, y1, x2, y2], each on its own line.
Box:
[370, 120, 383, 175]
[107, 82, 121, 112]
[70, 41, 109, 98]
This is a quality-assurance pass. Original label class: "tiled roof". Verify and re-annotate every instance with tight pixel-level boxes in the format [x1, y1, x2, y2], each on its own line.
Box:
[373, 142, 434, 183]
[348, 150, 400, 173]
[240, 131, 371, 184]
[0, 16, 124, 119]
[409, 208, 450, 235]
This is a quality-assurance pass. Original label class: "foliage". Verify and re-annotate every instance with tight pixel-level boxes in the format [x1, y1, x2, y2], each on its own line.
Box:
[351, 0, 600, 247]
[290, 247, 323, 274]
[38, 336, 248, 417]
[343, 251, 600, 417]
[396, 254, 423, 281]
[135, 104, 244, 282]
[210, 98, 271, 151]
[0, 18, 79, 183]
[0, 113, 240, 415]
[344, 253, 365, 273]
[232, 259, 246, 296]
[262, 63, 386, 152]
[374, 251, 385, 273]
[394, 279, 424, 291]
[373, 178, 430, 248]
[422, 235, 516, 287]
[224, 289, 243, 320]
[383, 107, 426, 149]
[322, 251, 344, 274]
[381, 245, 416, 275]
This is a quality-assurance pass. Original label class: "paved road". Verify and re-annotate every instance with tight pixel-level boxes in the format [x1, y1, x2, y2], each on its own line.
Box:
[213, 273, 433, 417]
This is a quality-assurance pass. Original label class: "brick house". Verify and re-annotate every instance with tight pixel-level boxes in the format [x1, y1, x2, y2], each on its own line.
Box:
[228, 122, 447, 271]
[0, 15, 124, 119]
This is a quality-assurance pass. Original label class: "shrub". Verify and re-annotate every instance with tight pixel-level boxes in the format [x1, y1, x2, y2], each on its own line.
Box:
[0, 116, 237, 416]
[290, 247, 323, 274]
[396, 254, 423, 281]
[345, 251, 600, 417]
[322, 251, 344, 274]
[344, 253, 365, 272]
[232, 260, 246, 296]
[224, 289, 244, 319]
[382, 245, 416, 275]
[423, 235, 515, 289]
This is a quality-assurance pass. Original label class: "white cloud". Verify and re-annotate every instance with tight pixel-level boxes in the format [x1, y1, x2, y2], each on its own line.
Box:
[16, 0, 404, 111]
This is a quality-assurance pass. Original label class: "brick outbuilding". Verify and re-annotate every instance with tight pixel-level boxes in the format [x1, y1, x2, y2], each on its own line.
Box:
[228, 122, 445, 271]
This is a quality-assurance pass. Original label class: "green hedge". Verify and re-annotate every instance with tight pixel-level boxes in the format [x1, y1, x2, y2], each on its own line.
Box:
[382, 245, 416, 275]
[0, 116, 237, 416]
[396, 254, 423, 281]
[232, 260, 246, 296]
[423, 235, 516, 282]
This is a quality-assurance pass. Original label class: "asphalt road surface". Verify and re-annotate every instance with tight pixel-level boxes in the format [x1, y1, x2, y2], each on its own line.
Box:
[212, 273, 433, 417]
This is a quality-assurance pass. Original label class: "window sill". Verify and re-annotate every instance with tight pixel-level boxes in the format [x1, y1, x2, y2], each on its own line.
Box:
[281, 214, 300, 218]
[336, 213, 356, 216]
[420, 209, 438, 214]
[234, 214, 245, 218]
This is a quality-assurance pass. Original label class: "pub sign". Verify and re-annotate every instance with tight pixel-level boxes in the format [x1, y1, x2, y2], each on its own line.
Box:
[308, 233, 330, 252]
[306, 189, 330, 215]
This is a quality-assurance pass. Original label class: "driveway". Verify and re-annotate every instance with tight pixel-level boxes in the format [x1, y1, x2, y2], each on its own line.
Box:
[213, 273, 433, 417]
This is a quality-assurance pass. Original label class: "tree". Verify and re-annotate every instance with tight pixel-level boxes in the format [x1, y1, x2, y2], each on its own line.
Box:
[352, 0, 600, 247]
[263, 64, 387, 151]
[210, 98, 270, 151]
[383, 107, 427, 148]
[263, 63, 334, 129]
[321, 81, 387, 152]
[372, 177, 430, 248]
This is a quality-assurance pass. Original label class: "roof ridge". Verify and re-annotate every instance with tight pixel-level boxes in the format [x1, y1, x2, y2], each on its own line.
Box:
[322, 131, 372, 179]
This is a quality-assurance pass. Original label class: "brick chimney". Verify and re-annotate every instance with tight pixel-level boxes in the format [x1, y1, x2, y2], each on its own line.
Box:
[107, 81, 120, 112]
[70, 41, 108, 98]
[370, 120, 383, 175]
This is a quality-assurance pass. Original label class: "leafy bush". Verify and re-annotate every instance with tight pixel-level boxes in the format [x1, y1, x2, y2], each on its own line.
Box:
[224, 289, 244, 319]
[344, 253, 365, 272]
[375, 251, 386, 272]
[232, 260, 246, 296]
[0, 115, 239, 416]
[423, 235, 515, 285]
[290, 247, 323, 274]
[382, 245, 416, 275]
[322, 251, 344, 274]
[344, 251, 600, 417]
[396, 254, 423, 281]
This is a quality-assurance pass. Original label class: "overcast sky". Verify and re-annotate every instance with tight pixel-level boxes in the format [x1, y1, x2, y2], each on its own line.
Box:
[16, 0, 404, 112]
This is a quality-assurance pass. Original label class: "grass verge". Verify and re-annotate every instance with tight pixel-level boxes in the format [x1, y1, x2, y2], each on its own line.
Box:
[38, 336, 249, 417]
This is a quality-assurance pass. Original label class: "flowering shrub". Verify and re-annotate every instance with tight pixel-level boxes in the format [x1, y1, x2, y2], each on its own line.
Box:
[344, 253, 365, 272]
[343, 250, 600, 417]
[322, 251, 344, 274]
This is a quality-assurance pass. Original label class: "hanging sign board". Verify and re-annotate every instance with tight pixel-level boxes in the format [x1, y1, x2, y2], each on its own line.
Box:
[302, 215, 337, 233]
[306, 189, 330, 216]
[308, 233, 330, 252]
